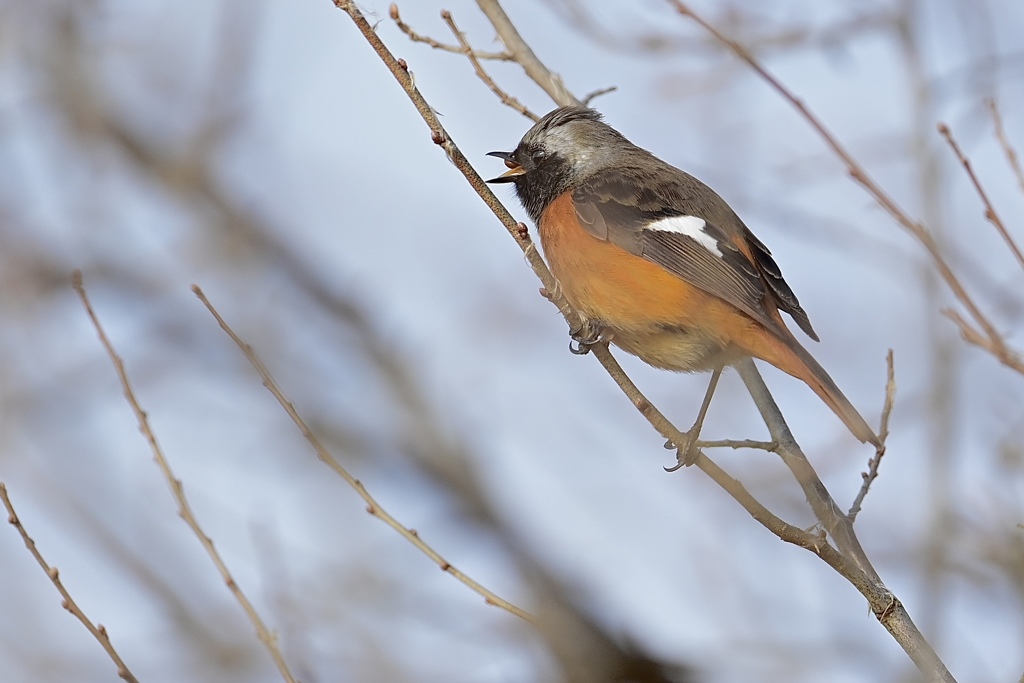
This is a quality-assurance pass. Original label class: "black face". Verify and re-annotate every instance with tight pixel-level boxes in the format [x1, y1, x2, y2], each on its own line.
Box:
[485, 144, 550, 184]
[485, 144, 573, 224]
[485, 107, 610, 222]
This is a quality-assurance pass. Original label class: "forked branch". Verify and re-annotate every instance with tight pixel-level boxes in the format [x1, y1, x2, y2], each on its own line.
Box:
[333, 1, 952, 680]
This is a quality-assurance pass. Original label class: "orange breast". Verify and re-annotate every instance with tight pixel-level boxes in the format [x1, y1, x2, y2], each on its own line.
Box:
[537, 192, 816, 376]
[539, 193, 726, 334]
[537, 195, 876, 444]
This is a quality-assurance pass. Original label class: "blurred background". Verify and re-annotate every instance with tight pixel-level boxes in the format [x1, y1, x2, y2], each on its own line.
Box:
[1, 0, 1022, 681]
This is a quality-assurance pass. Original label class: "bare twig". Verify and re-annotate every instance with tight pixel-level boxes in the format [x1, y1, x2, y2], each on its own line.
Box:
[581, 85, 617, 105]
[696, 439, 777, 451]
[0, 483, 139, 683]
[72, 272, 300, 683]
[192, 285, 534, 624]
[937, 121, 1024, 272]
[587, 346, 923, 643]
[943, 308, 1024, 374]
[333, 0, 562, 304]
[987, 98, 1024, 195]
[339, 0, 880, 601]
[735, 359, 880, 581]
[388, 4, 512, 60]
[667, 0, 999, 367]
[663, 4, 955, 677]
[849, 350, 896, 521]
[440, 10, 539, 121]
[473, 0, 580, 107]
[335, 2, 952, 679]
[734, 359, 951, 682]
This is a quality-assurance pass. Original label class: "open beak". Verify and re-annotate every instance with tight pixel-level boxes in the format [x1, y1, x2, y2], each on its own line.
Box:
[486, 151, 526, 183]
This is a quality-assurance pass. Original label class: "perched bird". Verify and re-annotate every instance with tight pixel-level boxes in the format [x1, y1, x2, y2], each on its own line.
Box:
[487, 106, 880, 452]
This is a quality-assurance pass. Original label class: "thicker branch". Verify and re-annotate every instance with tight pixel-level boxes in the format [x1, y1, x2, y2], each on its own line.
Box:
[440, 10, 539, 121]
[736, 359, 881, 582]
[336, 2, 952, 680]
[473, 0, 580, 107]
[737, 360, 951, 682]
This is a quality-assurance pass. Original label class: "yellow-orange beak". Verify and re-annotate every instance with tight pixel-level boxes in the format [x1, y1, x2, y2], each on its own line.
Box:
[486, 151, 526, 183]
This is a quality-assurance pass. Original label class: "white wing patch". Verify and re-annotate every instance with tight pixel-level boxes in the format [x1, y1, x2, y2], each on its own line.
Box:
[646, 215, 722, 257]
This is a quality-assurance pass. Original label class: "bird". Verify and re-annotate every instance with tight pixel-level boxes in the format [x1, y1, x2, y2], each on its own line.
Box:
[486, 105, 880, 456]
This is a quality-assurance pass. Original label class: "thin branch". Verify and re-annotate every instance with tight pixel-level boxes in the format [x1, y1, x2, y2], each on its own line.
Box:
[849, 350, 897, 521]
[388, 4, 512, 60]
[938, 121, 1024, 272]
[333, 0, 563, 305]
[735, 359, 952, 682]
[440, 10, 539, 121]
[587, 345, 919, 634]
[334, 3, 952, 680]
[72, 272, 300, 683]
[192, 285, 534, 624]
[735, 359, 880, 581]
[340, 0, 879, 611]
[987, 98, 1024, 195]
[0, 483, 139, 683]
[943, 308, 1024, 374]
[696, 438, 777, 451]
[474, 0, 580, 107]
[667, 0, 1000, 362]
[581, 85, 617, 105]
[878, 350, 896, 444]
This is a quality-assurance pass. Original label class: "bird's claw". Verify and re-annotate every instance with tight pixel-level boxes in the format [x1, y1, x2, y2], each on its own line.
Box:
[663, 432, 700, 472]
[569, 319, 607, 355]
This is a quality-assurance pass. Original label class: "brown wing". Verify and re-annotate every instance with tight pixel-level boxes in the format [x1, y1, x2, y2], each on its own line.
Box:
[572, 167, 819, 341]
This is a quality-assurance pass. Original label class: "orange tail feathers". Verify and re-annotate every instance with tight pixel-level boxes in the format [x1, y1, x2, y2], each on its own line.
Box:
[744, 332, 881, 448]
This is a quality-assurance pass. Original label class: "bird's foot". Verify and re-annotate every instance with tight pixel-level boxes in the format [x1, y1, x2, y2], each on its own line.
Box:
[569, 318, 608, 355]
[663, 433, 700, 471]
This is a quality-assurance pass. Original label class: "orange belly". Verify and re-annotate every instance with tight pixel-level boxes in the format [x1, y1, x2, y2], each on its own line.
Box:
[537, 194, 880, 446]
[538, 193, 769, 370]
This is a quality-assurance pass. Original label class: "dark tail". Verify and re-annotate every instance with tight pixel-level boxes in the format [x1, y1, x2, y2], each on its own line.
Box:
[754, 333, 881, 448]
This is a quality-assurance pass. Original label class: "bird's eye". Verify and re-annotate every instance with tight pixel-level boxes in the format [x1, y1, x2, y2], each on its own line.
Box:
[531, 149, 547, 163]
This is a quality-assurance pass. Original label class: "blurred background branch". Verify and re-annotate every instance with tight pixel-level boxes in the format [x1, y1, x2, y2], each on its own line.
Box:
[0, 0, 1021, 681]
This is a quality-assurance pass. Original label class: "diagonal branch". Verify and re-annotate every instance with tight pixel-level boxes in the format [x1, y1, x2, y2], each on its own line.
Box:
[333, 2, 952, 680]
[943, 308, 1024, 374]
[333, 0, 563, 304]
[667, 0, 1000, 362]
[73, 272, 300, 683]
[734, 359, 951, 681]
[473, 0, 581, 107]
[0, 483, 140, 683]
[389, 4, 513, 60]
[192, 285, 534, 624]
[987, 98, 1024, 196]
[440, 10, 539, 121]
[938, 121, 1024, 273]
[736, 359, 881, 582]
[849, 350, 896, 521]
